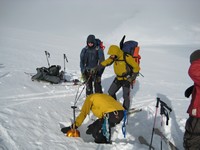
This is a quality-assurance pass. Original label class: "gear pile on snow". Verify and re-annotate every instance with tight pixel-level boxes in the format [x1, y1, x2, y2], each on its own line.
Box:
[31, 51, 79, 84]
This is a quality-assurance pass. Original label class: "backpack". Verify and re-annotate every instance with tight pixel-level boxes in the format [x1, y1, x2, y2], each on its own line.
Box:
[48, 65, 61, 76]
[31, 65, 61, 84]
[120, 35, 141, 65]
[96, 39, 105, 50]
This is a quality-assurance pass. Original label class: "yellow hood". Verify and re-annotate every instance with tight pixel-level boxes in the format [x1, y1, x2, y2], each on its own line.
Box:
[107, 45, 123, 58]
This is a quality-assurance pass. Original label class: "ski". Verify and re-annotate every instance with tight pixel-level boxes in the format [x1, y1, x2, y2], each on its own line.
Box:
[25, 72, 83, 86]
[128, 108, 142, 115]
[0, 72, 9, 79]
[138, 136, 155, 149]
[154, 128, 179, 150]
[24, 72, 34, 77]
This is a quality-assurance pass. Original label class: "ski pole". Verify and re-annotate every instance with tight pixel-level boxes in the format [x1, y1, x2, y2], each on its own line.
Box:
[149, 97, 160, 150]
[155, 97, 172, 150]
[63, 54, 68, 73]
[74, 74, 92, 106]
[45, 51, 50, 67]
[139, 72, 144, 77]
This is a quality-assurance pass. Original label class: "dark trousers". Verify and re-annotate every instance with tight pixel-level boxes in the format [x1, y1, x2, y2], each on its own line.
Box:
[108, 78, 130, 110]
[183, 116, 200, 150]
[85, 71, 103, 96]
[86, 110, 124, 143]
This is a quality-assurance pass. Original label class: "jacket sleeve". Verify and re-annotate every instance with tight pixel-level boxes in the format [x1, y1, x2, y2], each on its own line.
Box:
[97, 49, 105, 76]
[126, 55, 140, 73]
[80, 48, 86, 74]
[75, 95, 93, 127]
[101, 57, 114, 67]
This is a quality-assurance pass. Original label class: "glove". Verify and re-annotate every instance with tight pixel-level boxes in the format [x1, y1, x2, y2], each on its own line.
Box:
[95, 76, 101, 83]
[90, 67, 97, 74]
[61, 124, 78, 134]
[184, 85, 194, 98]
[61, 126, 71, 134]
[127, 72, 138, 83]
[81, 73, 86, 82]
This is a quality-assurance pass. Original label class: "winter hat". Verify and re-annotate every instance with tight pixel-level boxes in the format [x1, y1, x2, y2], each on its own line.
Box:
[190, 49, 200, 63]
[87, 34, 96, 44]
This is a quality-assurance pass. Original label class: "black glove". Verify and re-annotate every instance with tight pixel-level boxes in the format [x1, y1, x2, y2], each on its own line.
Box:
[61, 126, 71, 134]
[61, 124, 78, 134]
[184, 85, 194, 98]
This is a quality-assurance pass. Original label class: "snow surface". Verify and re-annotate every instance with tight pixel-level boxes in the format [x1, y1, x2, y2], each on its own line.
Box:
[0, 0, 200, 149]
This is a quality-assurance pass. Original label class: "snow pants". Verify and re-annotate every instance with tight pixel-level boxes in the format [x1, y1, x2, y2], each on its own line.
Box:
[108, 78, 130, 110]
[183, 116, 200, 150]
[86, 110, 124, 144]
[85, 71, 103, 96]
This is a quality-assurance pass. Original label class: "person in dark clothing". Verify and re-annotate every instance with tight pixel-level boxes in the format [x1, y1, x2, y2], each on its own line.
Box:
[80, 34, 105, 96]
[183, 50, 200, 150]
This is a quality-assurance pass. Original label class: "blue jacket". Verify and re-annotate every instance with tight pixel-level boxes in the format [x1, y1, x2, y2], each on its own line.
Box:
[80, 45, 105, 76]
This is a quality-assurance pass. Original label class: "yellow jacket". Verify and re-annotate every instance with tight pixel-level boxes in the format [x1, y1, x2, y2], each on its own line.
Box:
[101, 45, 140, 80]
[75, 93, 124, 127]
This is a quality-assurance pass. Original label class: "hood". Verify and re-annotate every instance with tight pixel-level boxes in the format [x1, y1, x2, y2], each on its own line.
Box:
[107, 45, 123, 58]
[190, 49, 200, 64]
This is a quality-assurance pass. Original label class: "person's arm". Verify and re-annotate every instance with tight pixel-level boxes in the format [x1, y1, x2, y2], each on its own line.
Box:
[80, 48, 86, 74]
[75, 95, 93, 127]
[101, 56, 114, 67]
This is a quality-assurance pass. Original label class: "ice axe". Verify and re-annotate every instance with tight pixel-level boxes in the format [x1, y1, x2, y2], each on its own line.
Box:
[66, 106, 80, 137]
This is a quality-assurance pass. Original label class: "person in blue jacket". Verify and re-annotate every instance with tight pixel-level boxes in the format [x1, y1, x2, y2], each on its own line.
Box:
[80, 34, 105, 95]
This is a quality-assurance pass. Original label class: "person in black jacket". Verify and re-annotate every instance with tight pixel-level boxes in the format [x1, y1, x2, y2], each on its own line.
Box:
[80, 34, 105, 96]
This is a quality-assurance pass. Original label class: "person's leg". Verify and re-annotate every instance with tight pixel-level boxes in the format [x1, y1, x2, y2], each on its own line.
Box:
[86, 118, 109, 143]
[108, 110, 124, 127]
[183, 116, 200, 149]
[94, 76, 103, 93]
[85, 72, 93, 95]
[108, 78, 121, 100]
[122, 80, 131, 110]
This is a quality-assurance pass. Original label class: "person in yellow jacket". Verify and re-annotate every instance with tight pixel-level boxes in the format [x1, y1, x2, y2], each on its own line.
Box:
[101, 45, 140, 110]
[61, 93, 124, 144]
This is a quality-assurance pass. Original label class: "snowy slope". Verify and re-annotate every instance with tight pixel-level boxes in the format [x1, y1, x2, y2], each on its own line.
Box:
[0, 0, 200, 150]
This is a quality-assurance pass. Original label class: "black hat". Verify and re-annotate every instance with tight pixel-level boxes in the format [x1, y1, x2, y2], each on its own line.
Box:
[190, 49, 200, 63]
[87, 34, 96, 43]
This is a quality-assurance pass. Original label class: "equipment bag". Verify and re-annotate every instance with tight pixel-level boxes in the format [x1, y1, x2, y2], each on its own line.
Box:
[31, 65, 61, 84]
[96, 38, 105, 50]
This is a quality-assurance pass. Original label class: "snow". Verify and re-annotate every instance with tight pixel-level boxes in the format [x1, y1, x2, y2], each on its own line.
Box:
[0, 0, 200, 149]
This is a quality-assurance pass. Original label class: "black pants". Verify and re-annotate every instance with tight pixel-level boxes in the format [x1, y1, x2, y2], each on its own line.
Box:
[86, 110, 124, 143]
[183, 116, 200, 150]
[108, 78, 130, 110]
[85, 71, 103, 96]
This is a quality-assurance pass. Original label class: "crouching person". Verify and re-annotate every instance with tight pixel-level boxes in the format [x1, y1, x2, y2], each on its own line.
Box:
[61, 93, 125, 144]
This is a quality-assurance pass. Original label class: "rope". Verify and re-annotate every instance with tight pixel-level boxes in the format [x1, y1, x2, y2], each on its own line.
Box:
[102, 114, 110, 142]
[122, 110, 127, 138]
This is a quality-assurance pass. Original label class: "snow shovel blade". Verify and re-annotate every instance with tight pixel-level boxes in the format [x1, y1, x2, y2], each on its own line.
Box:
[66, 129, 80, 137]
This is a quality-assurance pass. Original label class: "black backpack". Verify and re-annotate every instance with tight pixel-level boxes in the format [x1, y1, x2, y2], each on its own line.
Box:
[95, 39, 105, 50]
[120, 35, 141, 65]
[32, 65, 61, 84]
